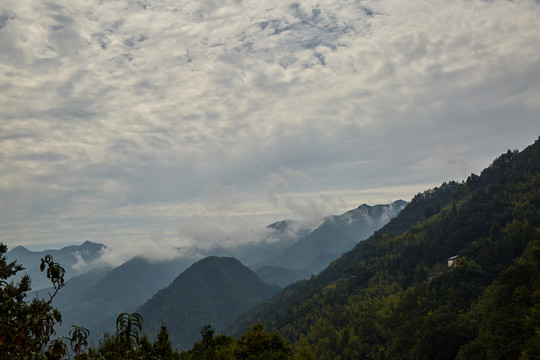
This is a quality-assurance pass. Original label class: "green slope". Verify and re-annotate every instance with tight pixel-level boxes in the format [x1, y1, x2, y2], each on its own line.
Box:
[138, 256, 279, 351]
[228, 136, 540, 360]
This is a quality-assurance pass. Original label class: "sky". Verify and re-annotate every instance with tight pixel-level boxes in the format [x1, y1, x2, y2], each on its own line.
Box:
[1, 0, 539, 257]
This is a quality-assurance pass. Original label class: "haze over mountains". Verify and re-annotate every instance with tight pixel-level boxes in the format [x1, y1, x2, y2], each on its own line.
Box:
[49, 256, 196, 338]
[9, 199, 406, 345]
[6, 241, 106, 290]
[194, 219, 313, 269]
[254, 200, 407, 286]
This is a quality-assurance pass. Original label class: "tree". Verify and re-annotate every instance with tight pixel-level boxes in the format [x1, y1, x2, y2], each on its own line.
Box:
[0, 243, 68, 359]
[67, 325, 90, 360]
[152, 323, 177, 360]
[233, 323, 293, 360]
[116, 312, 144, 358]
[183, 325, 221, 360]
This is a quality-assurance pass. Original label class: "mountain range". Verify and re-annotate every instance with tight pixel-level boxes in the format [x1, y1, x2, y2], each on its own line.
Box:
[195, 219, 314, 268]
[12, 198, 405, 345]
[6, 240, 106, 290]
[254, 200, 407, 286]
[40, 256, 196, 338]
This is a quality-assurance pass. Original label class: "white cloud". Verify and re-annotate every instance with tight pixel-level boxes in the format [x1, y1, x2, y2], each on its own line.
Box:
[176, 214, 269, 251]
[414, 144, 473, 177]
[266, 173, 289, 205]
[71, 250, 88, 271]
[206, 182, 241, 210]
[1, 0, 539, 253]
[94, 238, 194, 267]
[280, 166, 311, 181]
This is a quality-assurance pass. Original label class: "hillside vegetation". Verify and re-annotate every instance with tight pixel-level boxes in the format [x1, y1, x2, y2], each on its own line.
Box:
[229, 137, 540, 359]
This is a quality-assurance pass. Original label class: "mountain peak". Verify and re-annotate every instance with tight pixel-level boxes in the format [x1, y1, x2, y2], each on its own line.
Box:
[267, 219, 294, 230]
[8, 245, 30, 253]
[139, 255, 278, 349]
[80, 240, 104, 248]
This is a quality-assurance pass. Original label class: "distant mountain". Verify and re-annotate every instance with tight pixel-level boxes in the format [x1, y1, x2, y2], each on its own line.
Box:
[255, 200, 407, 285]
[33, 266, 112, 306]
[195, 219, 313, 267]
[324, 200, 409, 239]
[51, 256, 195, 337]
[228, 138, 540, 359]
[138, 256, 279, 350]
[6, 241, 106, 290]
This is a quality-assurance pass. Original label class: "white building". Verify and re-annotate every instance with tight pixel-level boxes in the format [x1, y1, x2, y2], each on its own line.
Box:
[447, 255, 459, 267]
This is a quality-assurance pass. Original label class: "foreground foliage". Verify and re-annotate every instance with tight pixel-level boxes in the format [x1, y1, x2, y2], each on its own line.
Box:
[1, 248, 68, 359]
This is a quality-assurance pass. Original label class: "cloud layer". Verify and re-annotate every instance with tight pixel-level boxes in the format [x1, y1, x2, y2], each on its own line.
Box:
[1, 0, 539, 254]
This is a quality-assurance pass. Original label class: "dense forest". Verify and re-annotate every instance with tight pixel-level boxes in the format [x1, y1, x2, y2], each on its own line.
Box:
[1, 136, 539, 359]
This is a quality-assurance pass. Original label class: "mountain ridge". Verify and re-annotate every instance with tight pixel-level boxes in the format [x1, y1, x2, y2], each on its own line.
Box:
[254, 200, 407, 285]
[6, 241, 106, 290]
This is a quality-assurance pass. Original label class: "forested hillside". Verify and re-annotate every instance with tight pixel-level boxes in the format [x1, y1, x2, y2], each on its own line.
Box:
[138, 256, 279, 350]
[229, 137, 540, 359]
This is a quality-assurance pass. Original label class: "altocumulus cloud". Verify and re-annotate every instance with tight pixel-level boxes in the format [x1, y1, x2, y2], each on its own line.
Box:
[0, 0, 539, 256]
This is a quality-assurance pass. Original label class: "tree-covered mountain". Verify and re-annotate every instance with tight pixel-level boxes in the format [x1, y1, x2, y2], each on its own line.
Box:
[138, 256, 279, 350]
[228, 137, 540, 359]
[6, 241, 106, 290]
[52, 256, 195, 338]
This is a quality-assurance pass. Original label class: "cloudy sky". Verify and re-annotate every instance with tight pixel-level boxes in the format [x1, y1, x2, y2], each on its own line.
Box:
[1, 0, 539, 255]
